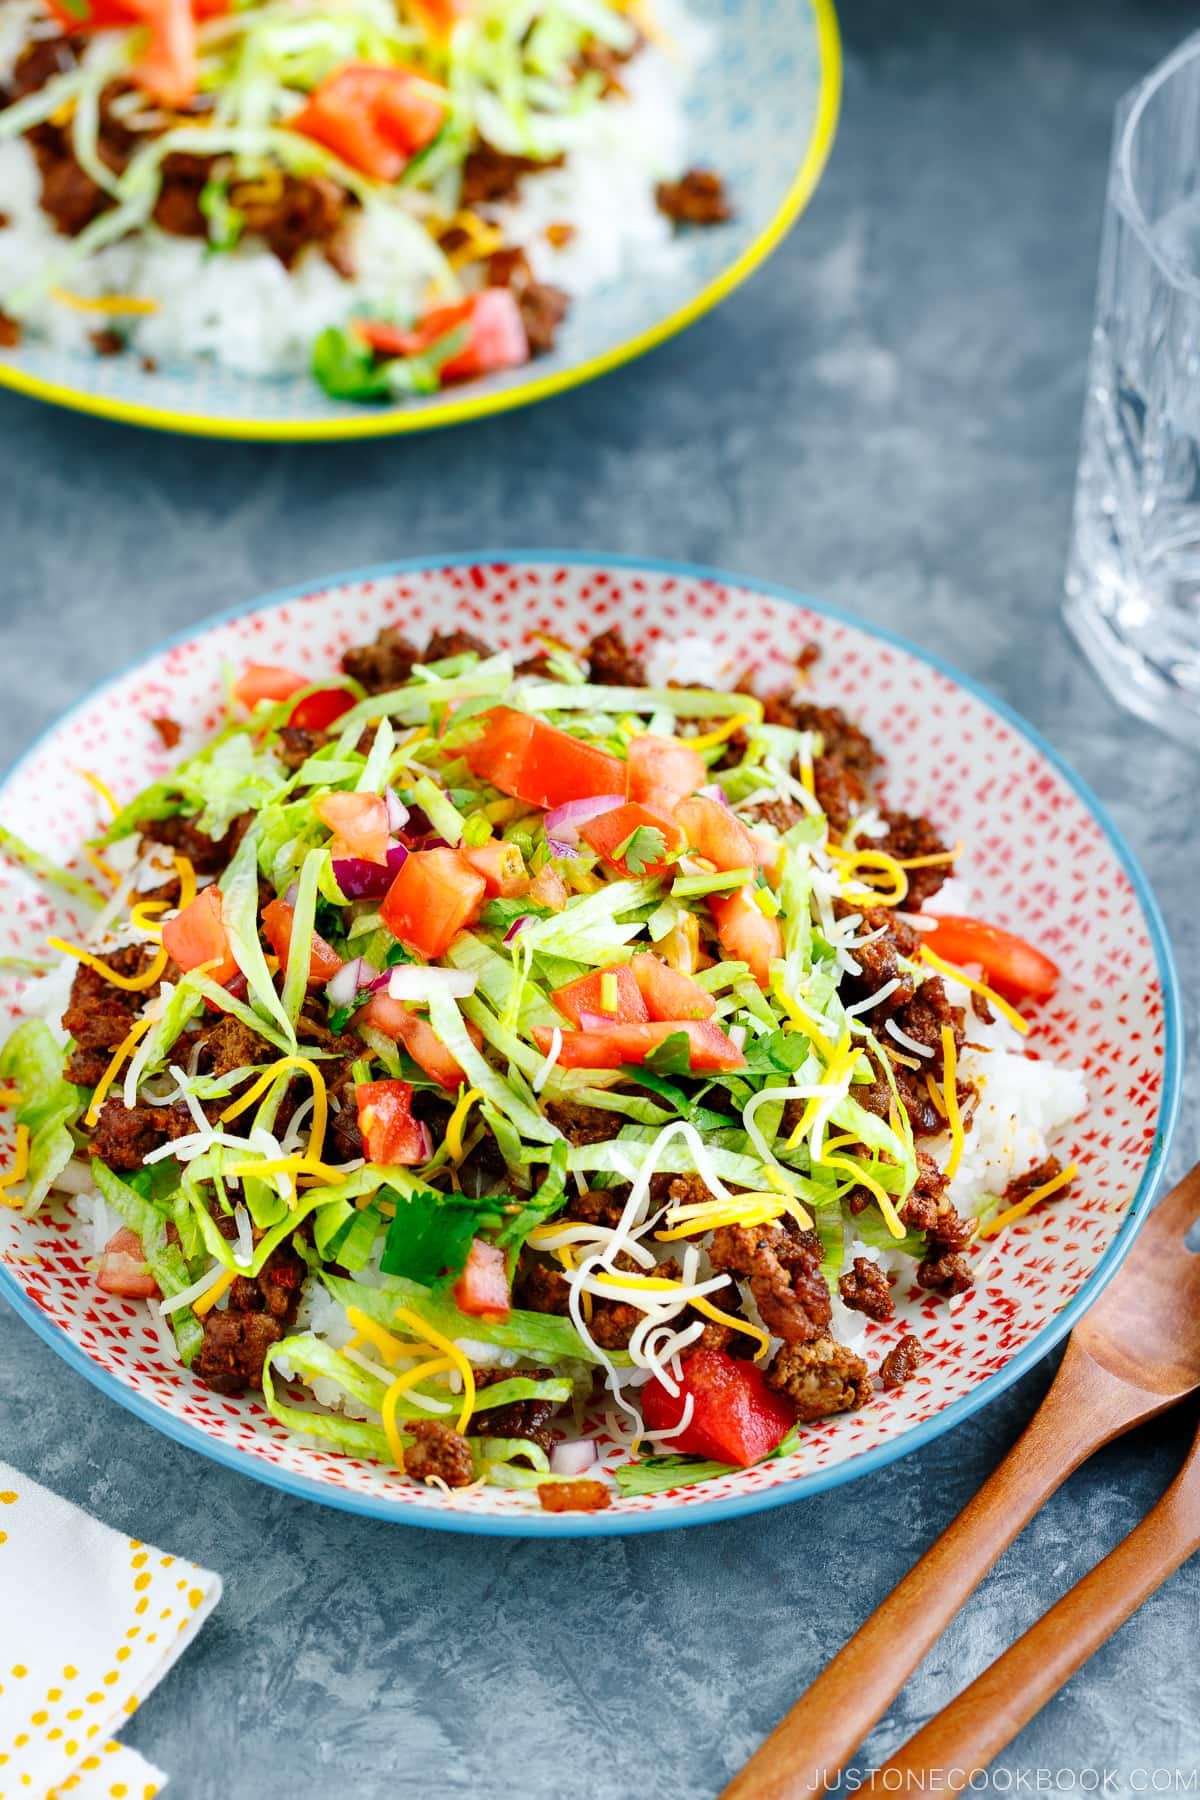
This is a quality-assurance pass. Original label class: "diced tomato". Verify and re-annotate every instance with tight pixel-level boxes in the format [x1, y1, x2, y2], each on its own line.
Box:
[464, 707, 626, 812]
[550, 964, 649, 1028]
[921, 914, 1060, 1004]
[355, 289, 529, 383]
[260, 898, 343, 984]
[626, 734, 706, 811]
[461, 839, 529, 898]
[707, 887, 782, 989]
[162, 883, 238, 985]
[287, 686, 356, 731]
[131, 0, 198, 107]
[579, 801, 684, 878]
[629, 953, 715, 1022]
[380, 848, 486, 959]
[96, 1226, 158, 1300]
[356, 1079, 427, 1165]
[45, 0, 133, 29]
[674, 793, 764, 872]
[408, 0, 469, 38]
[290, 63, 446, 182]
[314, 790, 389, 864]
[453, 1238, 510, 1321]
[537, 1479, 612, 1514]
[234, 663, 306, 710]
[358, 993, 475, 1089]
[641, 1347, 795, 1468]
[531, 1019, 745, 1072]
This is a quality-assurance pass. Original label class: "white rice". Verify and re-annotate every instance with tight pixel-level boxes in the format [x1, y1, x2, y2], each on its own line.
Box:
[0, 0, 706, 379]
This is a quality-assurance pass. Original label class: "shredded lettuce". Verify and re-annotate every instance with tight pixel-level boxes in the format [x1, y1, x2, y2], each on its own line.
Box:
[0, 824, 103, 909]
[92, 1161, 205, 1365]
[0, 1021, 85, 1211]
[219, 821, 295, 1047]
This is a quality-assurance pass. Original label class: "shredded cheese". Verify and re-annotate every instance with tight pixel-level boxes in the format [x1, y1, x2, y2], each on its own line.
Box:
[685, 712, 755, 752]
[690, 1296, 771, 1359]
[920, 945, 1030, 1036]
[382, 1356, 455, 1467]
[940, 1024, 964, 1180]
[173, 853, 197, 910]
[393, 1305, 476, 1434]
[822, 1153, 906, 1240]
[0, 1125, 31, 1207]
[977, 1162, 1077, 1239]
[84, 1013, 153, 1127]
[52, 287, 158, 316]
[129, 898, 168, 939]
[192, 1267, 237, 1318]
[827, 845, 908, 907]
[344, 1305, 437, 1365]
[47, 937, 168, 991]
[83, 845, 121, 889]
[599, 971, 619, 1013]
[0, 1088, 20, 1108]
[220, 1056, 329, 1164]
[925, 1071, 948, 1118]
[444, 1086, 483, 1163]
[75, 766, 119, 813]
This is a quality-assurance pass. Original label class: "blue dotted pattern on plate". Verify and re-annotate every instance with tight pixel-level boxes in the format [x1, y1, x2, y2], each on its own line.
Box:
[0, 0, 819, 426]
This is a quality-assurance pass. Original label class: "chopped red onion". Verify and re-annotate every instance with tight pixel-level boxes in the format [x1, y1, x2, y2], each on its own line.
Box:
[385, 786, 409, 833]
[386, 843, 408, 875]
[416, 1120, 434, 1162]
[416, 835, 451, 852]
[503, 915, 532, 944]
[574, 1008, 619, 1031]
[550, 1440, 597, 1478]
[387, 965, 477, 1001]
[332, 857, 393, 899]
[542, 793, 625, 844]
[326, 956, 379, 1009]
[545, 836, 576, 859]
[284, 881, 300, 907]
[697, 783, 731, 808]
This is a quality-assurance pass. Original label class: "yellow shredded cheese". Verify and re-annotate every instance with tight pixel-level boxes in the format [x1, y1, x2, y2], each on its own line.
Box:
[919, 945, 1030, 1035]
[599, 972, 619, 1014]
[393, 1304, 477, 1434]
[382, 1356, 456, 1467]
[893, 841, 964, 870]
[0, 1088, 20, 1108]
[940, 1023, 964, 1181]
[220, 1056, 329, 1164]
[47, 937, 168, 992]
[690, 1295, 770, 1360]
[84, 1013, 153, 1128]
[821, 1154, 906, 1240]
[173, 853, 197, 910]
[0, 1125, 31, 1208]
[771, 979, 835, 1061]
[192, 1267, 236, 1318]
[82, 845, 121, 890]
[827, 845, 908, 907]
[977, 1162, 1078, 1239]
[52, 287, 159, 316]
[592, 1271, 684, 1292]
[685, 712, 755, 753]
[444, 209, 506, 268]
[129, 898, 168, 939]
[444, 1086, 483, 1163]
[344, 1305, 437, 1364]
[75, 767, 119, 813]
[925, 1071, 948, 1119]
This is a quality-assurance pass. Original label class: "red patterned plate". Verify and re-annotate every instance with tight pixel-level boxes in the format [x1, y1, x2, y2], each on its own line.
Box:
[0, 555, 1181, 1535]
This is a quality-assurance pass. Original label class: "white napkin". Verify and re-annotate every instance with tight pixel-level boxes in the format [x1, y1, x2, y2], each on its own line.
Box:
[0, 1460, 221, 1800]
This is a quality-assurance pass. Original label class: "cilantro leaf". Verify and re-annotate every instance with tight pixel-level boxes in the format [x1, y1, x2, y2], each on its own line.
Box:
[612, 824, 669, 875]
[643, 1030, 696, 1075]
[379, 1186, 502, 1286]
[384, 942, 415, 967]
[480, 896, 549, 933]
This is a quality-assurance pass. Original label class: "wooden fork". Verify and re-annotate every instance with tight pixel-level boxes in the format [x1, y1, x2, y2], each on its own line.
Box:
[721, 1162, 1200, 1800]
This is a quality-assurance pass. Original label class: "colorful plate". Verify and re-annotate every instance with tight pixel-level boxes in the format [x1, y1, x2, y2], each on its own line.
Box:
[0, 0, 839, 441]
[0, 554, 1182, 1534]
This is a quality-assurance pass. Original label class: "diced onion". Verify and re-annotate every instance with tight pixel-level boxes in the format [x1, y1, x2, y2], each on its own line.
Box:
[387, 965, 477, 1001]
[385, 787, 410, 833]
[542, 794, 624, 843]
[550, 1440, 597, 1477]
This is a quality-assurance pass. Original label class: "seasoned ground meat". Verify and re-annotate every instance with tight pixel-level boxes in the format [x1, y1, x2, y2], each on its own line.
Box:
[468, 1366, 558, 1452]
[576, 32, 639, 93]
[655, 169, 731, 225]
[194, 1014, 274, 1080]
[542, 1100, 623, 1146]
[916, 1250, 973, 1296]
[838, 1256, 894, 1321]
[708, 1220, 832, 1346]
[404, 1419, 475, 1488]
[876, 811, 954, 907]
[4, 35, 79, 104]
[743, 797, 805, 833]
[137, 809, 250, 877]
[151, 716, 181, 749]
[812, 757, 868, 835]
[766, 1337, 872, 1423]
[275, 725, 329, 772]
[858, 1069, 943, 1139]
[899, 1150, 949, 1232]
[151, 151, 212, 236]
[767, 700, 879, 779]
[61, 944, 165, 1088]
[193, 1310, 283, 1396]
[461, 141, 562, 206]
[340, 624, 420, 694]
[1002, 1156, 1068, 1206]
[90, 328, 123, 355]
[893, 976, 965, 1065]
[235, 172, 348, 269]
[486, 247, 569, 357]
[564, 1187, 628, 1229]
[839, 902, 919, 1011]
[538, 1478, 611, 1513]
[0, 313, 19, 348]
[516, 1262, 571, 1316]
[327, 1086, 365, 1162]
[228, 1240, 305, 1322]
[88, 1097, 190, 1170]
[587, 626, 646, 687]
[880, 1333, 926, 1388]
[424, 628, 495, 663]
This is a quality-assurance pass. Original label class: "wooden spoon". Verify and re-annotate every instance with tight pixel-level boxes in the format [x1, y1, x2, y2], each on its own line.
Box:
[720, 1163, 1200, 1800]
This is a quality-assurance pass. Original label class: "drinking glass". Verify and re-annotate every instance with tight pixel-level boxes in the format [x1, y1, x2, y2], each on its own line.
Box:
[1066, 31, 1200, 744]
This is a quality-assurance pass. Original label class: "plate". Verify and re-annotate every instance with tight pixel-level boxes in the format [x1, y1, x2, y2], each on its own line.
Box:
[0, 0, 840, 441]
[0, 553, 1182, 1535]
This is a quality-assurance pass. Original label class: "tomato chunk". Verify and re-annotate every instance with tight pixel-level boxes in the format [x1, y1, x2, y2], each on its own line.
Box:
[550, 964, 649, 1028]
[96, 1226, 158, 1300]
[463, 707, 626, 811]
[626, 734, 706, 811]
[674, 794, 764, 872]
[287, 686, 356, 731]
[579, 801, 684, 878]
[380, 848, 486, 959]
[131, 0, 198, 107]
[290, 63, 446, 182]
[314, 790, 389, 864]
[922, 914, 1060, 1004]
[354, 290, 529, 382]
[461, 839, 529, 898]
[641, 1347, 795, 1467]
[629, 953, 715, 1021]
[356, 1079, 427, 1165]
[358, 993, 474, 1089]
[708, 886, 782, 988]
[234, 663, 306, 710]
[261, 898, 344, 983]
[531, 1019, 745, 1072]
[162, 884, 238, 985]
[453, 1238, 511, 1321]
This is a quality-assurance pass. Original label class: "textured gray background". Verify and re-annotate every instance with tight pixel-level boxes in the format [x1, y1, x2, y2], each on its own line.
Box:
[1, 0, 1198, 1793]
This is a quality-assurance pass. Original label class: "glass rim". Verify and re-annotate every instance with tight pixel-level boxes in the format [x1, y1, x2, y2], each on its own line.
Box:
[1118, 28, 1200, 302]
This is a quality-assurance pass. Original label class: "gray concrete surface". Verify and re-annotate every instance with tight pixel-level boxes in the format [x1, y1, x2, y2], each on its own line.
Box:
[1, 0, 1198, 1793]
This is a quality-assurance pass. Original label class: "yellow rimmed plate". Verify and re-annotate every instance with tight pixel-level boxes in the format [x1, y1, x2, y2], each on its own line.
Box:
[0, 0, 839, 440]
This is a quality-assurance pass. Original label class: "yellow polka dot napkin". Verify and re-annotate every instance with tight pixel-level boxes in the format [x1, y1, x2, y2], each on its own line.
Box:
[0, 1461, 221, 1800]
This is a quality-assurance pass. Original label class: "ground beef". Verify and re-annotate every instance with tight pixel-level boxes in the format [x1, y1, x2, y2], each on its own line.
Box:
[811, 758, 869, 835]
[137, 809, 251, 878]
[486, 247, 569, 356]
[767, 700, 878, 778]
[194, 1239, 304, 1394]
[542, 1100, 624, 1146]
[88, 1097, 191, 1170]
[61, 944, 165, 1088]
[340, 624, 421, 693]
[0, 313, 20, 348]
[880, 1333, 926, 1388]
[151, 716, 181, 749]
[562, 1187, 626, 1229]
[4, 35, 79, 103]
[467, 1366, 559, 1452]
[404, 1419, 475, 1488]
[1002, 1156, 1068, 1206]
[327, 1082, 365, 1162]
[586, 626, 646, 687]
[516, 1263, 572, 1316]
[228, 1240, 305, 1323]
[708, 1219, 832, 1346]
[766, 1337, 872, 1423]
[275, 725, 329, 773]
[838, 902, 920, 1012]
[875, 811, 954, 907]
[194, 1014, 274, 1080]
[858, 1070, 944, 1139]
[150, 151, 212, 236]
[89, 328, 123, 354]
[461, 141, 563, 206]
[235, 172, 348, 269]
[424, 628, 495, 662]
[899, 1150, 949, 1232]
[576, 32, 640, 94]
[538, 1478, 611, 1514]
[838, 1256, 894, 1321]
[655, 169, 731, 225]
[743, 797, 805, 833]
[915, 1250, 973, 1296]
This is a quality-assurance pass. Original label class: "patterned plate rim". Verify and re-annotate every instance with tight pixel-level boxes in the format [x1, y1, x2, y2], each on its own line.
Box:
[0, 0, 841, 443]
[0, 550, 1183, 1536]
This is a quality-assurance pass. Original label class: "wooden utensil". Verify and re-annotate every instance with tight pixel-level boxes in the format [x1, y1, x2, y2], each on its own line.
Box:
[872, 1412, 1200, 1781]
[720, 1162, 1200, 1800]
